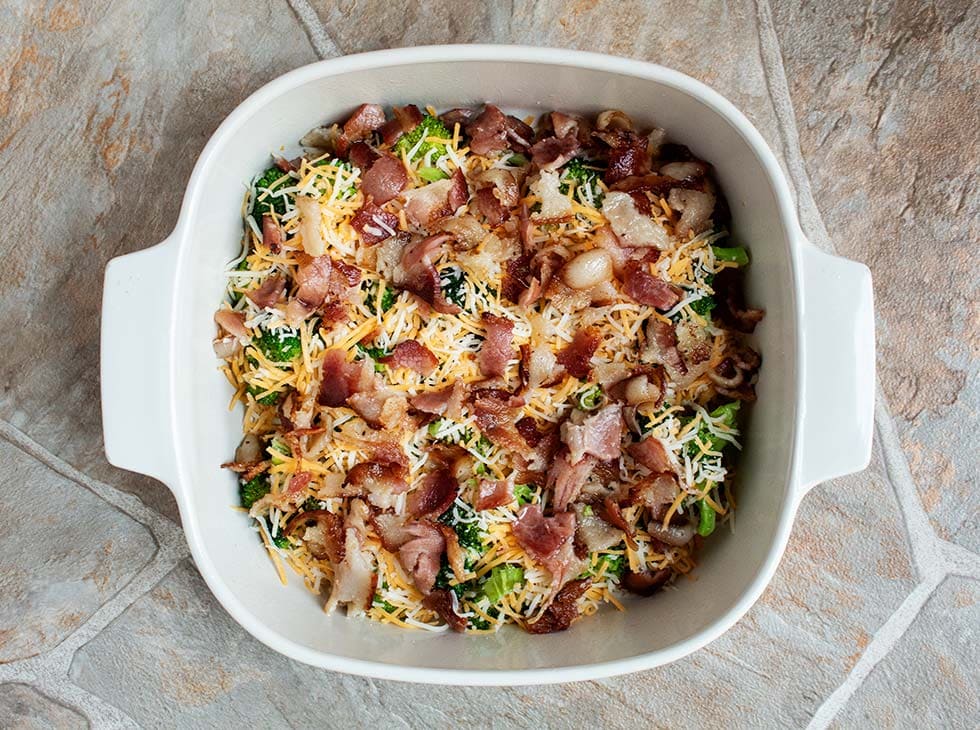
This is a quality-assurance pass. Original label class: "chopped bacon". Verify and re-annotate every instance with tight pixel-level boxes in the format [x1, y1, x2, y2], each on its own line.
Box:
[402, 169, 468, 227]
[547, 449, 596, 512]
[409, 381, 468, 420]
[392, 233, 461, 314]
[622, 261, 681, 310]
[524, 578, 590, 634]
[501, 252, 533, 304]
[347, 390, 410, 431]
[294, 255, 334, 307]
[351, 200, 399, 245]
[261, 214, 283, 253]
[597, 497, 637, 549]
[245, 275, 285, 308]
[319, 301, 349, 329]
[621, 568, 671, 596]
[361, 154, 408, 205]
[436, 523, 467, 582]
[530, 133, 580, 171]
[516, 416, 544, 447]
[560, 404, 623, 464]
[574, 504, 624, 553]
[344, 461, 410, 501]
[556, 327, 601, 380]
[551, 111, 591, 145]
[407, 468, 458, 519]
[471, 390, 525, 452]
[285, 509, 344, 562]
[626, 472, 678, 510]
[475, 477, 515, 511]
[380, 340, 439, 375]
[512, 506, 576, 569]
[473, 186, 506, 226]
[324, 500, 377, 615]
[598, 130, 649, 184]
[398, 521, 446, 594]
[478, 313, 515, 377]
[285, 471, 312, 496]
[220, 459, 268, 483]
[610, 173, 693, 197]
[627, 436, 672, 473]
[602, 191, 669, 250]
[273, 155, 300, 173]
[379, 104, 423, 146]
[668, 187, 716, 237]
[348, 141, 380, 172]
[214, 310, 247, 339]
[343, 103, 386, 140]
[465, 104, 532, 155]
[713, 268, 765, 333]
[422, 589, 468, 632]
[317, 349, 375, 407]
[646, 319, 688, 375]
[439, 107, 474, 127]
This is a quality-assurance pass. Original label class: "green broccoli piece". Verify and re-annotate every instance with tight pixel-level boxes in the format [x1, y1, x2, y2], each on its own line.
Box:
[439, 507, 483, 554]
[689, 295, 717, 317]
[355, 342, 390, 372]
[373, 595, 397, 613]
[559, 158, 604, 207]
[251, 166, 293, 224]
[239, 474, 270, 509]
[302, 497, 322, 512]
[268, 437, 291, 465]
[712, 245, 749, 266]
[254, 327, 302, 363]
[417, 166, 449, 182]
[361, 280, 396, 315]
[513, 483, 535, 506]
[596, 553, 626, 579]
[687, 402, 740, 458]
[697, 499, 717, 537]
[245, 383, 280, 406]
[480, 564, 524, 604]
[439, 266, 467, 309]
[271, 528, 292, 550]
[576, 384, 604, 411]
[394, 115, 451, 163]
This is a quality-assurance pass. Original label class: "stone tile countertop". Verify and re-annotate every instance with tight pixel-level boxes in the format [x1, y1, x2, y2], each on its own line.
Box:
[1, 0, 977, 727]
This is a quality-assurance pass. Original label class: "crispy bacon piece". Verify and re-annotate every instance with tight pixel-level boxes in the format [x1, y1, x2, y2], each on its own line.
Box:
[220, 460, 268, 483]
[465, 104, 533, 155]
[214, 310, 247, 339]
[436, 523, 467, 582]
[317, 349, 375, 407]
[348, 141, 380, 172]
[380, 340, 439, 375]
[422, 589, 468, 632]
[293, 255, 334, 308]
[343, 103, 386, 140]
[646, 319, 688, 376]
[547, 449, 596, 512]
[556, 327, 601, 380]
[409, 381, 468, 420]
[560, 405, 623, 464]
[407, 468, 458, 519]
[626, 472, 678, 511]
[501, 252, 533, 304]
[472, 390, 525, 452]
[402, 169, 468, 226]
[621, 568, 671, 596]
[397, 522, 446, 594]
[351, 200, 399, 245]
[475, 477, 515, 511]
[344, 461, 410, 499]
[516, 416, 545, 448]
[610, 173, 696, 197]
[627, 436, 672, 473]
[597, 497, 637, 549]
[245, 275, 285, 308]
[392, 233, 461, 314]
[622, 261, 681, 310]
[598, 130, 649, 184]
[440, 107, 474, 127]
[524, 578, 590, 634]
[285, 471, 312, 496]
[713, 268, 765, 333]
[285, 509, 344, 562]
[478, 313, 515, 378]
[473, 186, 506, 226]
[511, 505, 576, 568]
[361, 154, 408, 205]
[261, 214, 283, 253]
[379, 104, 424, 146]
[574, 504, 624, 553]
[530, 133, 580, 171]
[325, 500, 376, 615]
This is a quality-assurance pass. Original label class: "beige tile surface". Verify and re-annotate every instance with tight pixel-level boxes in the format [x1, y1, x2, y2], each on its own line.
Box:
[0, 0, 976, 727]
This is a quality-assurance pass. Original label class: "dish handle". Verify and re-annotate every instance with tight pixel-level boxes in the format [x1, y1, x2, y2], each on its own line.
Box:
[796, 238, 875, 496]
[101, 236, 179, 488]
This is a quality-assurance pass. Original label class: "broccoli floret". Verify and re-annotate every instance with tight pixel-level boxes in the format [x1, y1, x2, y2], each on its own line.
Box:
[268, 436, 291, 465]
[712, 245, 749, 266]
[576, 384, 604, 411]
[271, 532, 292, 550]
[689, 294, 717, 317]
[245, 383, 280, 406]
[686, 402, 740, 458]
[302, 497, 321, 512]
[513, 483, 535, 506]
[559, 158, 604, 207]
[439, 266, 467, 310]
[361, 279, 396, 315]
[596, 553, 626, 579]
[697, 499, 717, 537]
[439, 507, 483, 554]
[239, 474, 270, 509]
[417, 166, 449, 182]
[254, 327, 302, 363]
[251, 166, 293, 224]
[373, 595, 397, 613]
[394, 115, 451, 163]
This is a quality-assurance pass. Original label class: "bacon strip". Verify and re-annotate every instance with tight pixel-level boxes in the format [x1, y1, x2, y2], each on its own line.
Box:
[422, 589, 467, 632]
[627, 436, 672, 473]
[406, 468, 458, 519]
[245, 275, 285, 308]
[351, 200, 399, 245]
[362, 154, 408, 205]
[261, 215, 283, 253]
[475, 477, 515, 511]
[285, 509, 344, 562]
[317, 349, 375, 407]
[409, 381, 468, 420]
[343, 103, 386, 140]
[524, 578, 590, 634]
[478, 313, 515, 378]
[392, 233, 461, 315]
[546, 449, 596, 513]
[560, 404, 623, 464]
[380, 340, 439, 375]
[556, 327, 601, 380]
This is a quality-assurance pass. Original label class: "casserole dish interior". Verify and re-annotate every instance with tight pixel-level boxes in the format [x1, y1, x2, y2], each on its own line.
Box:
[169, 56, 798, 677]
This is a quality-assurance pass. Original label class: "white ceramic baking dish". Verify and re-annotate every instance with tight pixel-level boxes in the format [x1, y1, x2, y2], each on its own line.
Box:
[100, 45, 874, 684]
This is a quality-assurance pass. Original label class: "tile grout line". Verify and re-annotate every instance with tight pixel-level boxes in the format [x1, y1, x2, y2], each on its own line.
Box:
[286, 0, 341, 59]
[805, 576, 943, 730]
